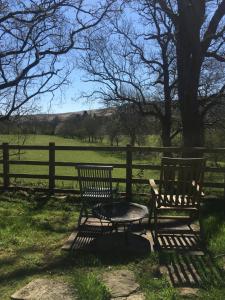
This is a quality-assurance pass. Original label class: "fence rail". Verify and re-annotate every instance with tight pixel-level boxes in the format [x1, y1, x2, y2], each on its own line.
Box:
[1, 143, 225, 198]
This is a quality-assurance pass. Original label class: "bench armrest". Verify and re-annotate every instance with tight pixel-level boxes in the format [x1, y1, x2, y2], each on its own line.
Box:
[192, 181, 204, 197]
[149, 179, 159, 195]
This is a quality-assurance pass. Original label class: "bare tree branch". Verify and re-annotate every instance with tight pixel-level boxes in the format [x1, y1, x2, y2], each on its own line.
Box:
[0, 0, 116, 118]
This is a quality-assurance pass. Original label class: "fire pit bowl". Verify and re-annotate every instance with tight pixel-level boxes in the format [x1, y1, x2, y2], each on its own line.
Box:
[92, 202, 149, 224]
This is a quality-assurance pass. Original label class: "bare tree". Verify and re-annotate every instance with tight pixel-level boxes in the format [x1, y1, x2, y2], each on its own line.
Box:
[106, 115, 122, 146]
[153, 0, 225, 147]
[78, 6, 180, 147]
[79, 0, 225, 148]
[0, 0, 116, 120]
[117, 105, 149, 146]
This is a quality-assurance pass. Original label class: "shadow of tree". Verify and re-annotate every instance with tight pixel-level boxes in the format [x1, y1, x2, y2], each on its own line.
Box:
[0, 253, 73, 285]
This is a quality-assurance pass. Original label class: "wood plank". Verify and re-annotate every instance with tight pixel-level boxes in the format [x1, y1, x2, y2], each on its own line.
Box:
[61, 230, 78, 251]
[49, 143, 55, 191]
[9, 160, 49, 165]
[9, 174, 49, 179]
[3, 143, 9, 189]
[126, 144, 132, 201]
[55, 162, 126, 168]
[7, 161, 225, 173]
[5, 144, 225, 153]
[54, 145, 127, 151]
[55, 175, 126, 182]
[9, 145, 49, 150]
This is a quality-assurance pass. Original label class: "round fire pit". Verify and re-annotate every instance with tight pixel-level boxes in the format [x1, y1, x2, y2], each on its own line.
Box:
[92, 202, 149, 224]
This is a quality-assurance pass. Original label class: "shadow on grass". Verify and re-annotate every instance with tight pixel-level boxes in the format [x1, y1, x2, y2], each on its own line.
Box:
[0, 252, 73, 285]
[0, 242, 150, 287]
[0, 256, 18, 268]
[31, 218, 73, 234]
[159, 252, 225, 289]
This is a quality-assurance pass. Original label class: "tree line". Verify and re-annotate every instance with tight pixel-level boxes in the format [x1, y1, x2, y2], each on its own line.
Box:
[0, 106, 160, 146]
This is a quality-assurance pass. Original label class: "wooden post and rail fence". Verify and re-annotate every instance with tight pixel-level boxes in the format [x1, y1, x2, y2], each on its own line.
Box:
[1, 142, 225, 199]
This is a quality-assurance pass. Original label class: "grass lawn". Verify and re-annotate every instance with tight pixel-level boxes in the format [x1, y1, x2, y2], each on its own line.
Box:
[0, 191, 224, 299]
[0, 134, 162, 191]
[0, 134, 224, 196]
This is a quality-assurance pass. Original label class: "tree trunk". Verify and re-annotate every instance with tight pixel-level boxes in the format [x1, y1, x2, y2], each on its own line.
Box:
[161, 116, 172, 156]
[176, 0, 205, 149]
[161, 119, 171, 147]
[161, 42, 172, 150]
[181, 97, 204, 148]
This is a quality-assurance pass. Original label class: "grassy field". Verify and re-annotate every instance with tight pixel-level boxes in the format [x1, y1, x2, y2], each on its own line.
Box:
[0, 134, 162, 192]
[0, 192, 224, 299]
[0, 134, 223, 196]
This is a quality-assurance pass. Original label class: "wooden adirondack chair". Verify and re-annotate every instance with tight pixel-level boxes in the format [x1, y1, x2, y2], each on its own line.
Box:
[149, 157, 205, 246]
[76, 164, 115, 227]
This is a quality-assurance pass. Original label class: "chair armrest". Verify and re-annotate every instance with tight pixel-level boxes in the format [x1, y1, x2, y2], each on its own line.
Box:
[149, 179, 159, 195]
[192, 181, 204, 197]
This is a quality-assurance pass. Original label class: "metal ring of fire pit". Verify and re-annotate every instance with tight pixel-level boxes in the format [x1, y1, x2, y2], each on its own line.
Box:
[92, 201, 149, 224]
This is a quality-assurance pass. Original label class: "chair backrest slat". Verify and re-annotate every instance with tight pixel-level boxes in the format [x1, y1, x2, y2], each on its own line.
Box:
[76, 165, 113, 203]
[158, 157, 205, 207]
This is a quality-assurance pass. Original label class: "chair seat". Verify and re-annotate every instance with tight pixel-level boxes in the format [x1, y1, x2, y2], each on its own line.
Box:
[82, 187, 117, 200]
[157, 206, 198, 211]
[82, 192, 112, 199]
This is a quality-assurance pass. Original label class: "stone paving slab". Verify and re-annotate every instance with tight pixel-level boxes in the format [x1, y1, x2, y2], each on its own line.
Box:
[102, 269, 141, 298]
[126, 292, 145, 300]
[11, 278, 77, 300]
[112, 293, 145, 300]
[178, 287, 199, 298]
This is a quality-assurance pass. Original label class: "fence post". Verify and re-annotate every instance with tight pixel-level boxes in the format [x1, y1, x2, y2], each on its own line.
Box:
[126, 144, 132, 201]
[49, 142, 55, 193]
[3, 143, 9, 190]
[224, 173, 225, 204]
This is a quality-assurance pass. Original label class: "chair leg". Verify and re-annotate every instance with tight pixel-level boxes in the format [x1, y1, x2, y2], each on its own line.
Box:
[77, 205, 88, 228]
[154, 207, 159, 249]
[148, 199, 154, 228]
[199, 210, 205, 242]
[77, 207, 83, 227]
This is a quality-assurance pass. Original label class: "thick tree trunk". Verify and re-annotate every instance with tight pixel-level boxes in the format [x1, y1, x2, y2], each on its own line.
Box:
[180, 70, 203, 147]
[161, 116, 172, 157]
[161, 42, 173, 150]
[176, 0, 205, 148]
[182, 112, 203, 147]
[161, 119, 171, 147]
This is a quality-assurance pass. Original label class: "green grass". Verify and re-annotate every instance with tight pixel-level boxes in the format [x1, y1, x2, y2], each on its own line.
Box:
[0, 192, 224, 299]
[0, 192, 165, 299]
[202, 200, 225, 260]
[0, 134, 224, 195]
[135, 254, 179, 300]
[0, 134, 162, 192]
[72, 272, 110, 300]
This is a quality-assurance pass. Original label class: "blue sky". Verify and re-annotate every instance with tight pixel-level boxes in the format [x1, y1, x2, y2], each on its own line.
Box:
[41, 68, 103, 114]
